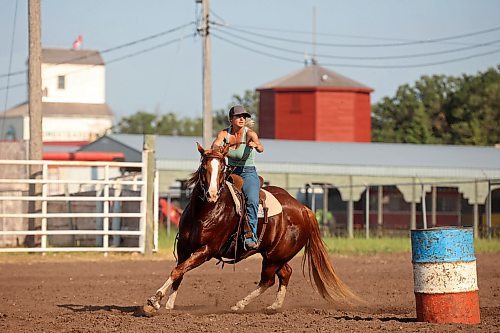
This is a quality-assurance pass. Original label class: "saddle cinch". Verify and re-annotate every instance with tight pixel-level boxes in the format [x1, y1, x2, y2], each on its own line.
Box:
[219, 174, 282, 260]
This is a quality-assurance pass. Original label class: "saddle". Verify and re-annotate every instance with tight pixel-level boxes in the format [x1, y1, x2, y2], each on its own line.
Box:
[226, 174, 282, 242]
[217, 174, 282, 262]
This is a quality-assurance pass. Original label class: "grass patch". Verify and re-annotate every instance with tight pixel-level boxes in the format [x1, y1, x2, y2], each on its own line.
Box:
[159, 227, 500, 255]
[158, 226, 178, 256]
[1, 227, 498, 262]
[321, 236, 500, 255]
[322, 236, 412, 255]
[474, 238, 500, 253]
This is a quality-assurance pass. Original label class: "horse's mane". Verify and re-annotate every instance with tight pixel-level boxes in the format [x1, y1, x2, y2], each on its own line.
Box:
[186, 149, 226, 189]
[186, 169, 199, 188]
[184, 149, 233, 228]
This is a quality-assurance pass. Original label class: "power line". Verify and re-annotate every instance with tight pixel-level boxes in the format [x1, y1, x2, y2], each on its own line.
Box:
[0, 33, 196, 92]
[105, 33, 196, 65]
[212, 33, 303, 64]
[213, 31, 500, 69]
[214, 26, 500, 61]
[217, 23, 500, 48]
[221, 23, 489, 46]
[0, 21, 195, 79]
[321, 48, 500, 69]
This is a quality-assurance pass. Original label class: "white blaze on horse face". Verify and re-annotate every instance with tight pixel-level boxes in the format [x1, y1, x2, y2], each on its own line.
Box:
[207, 159, 220, 202]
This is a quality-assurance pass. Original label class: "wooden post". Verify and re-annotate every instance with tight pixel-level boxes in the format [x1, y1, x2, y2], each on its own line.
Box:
[201, 0, 212, 148]
[365, 185, 370, 239]
[377, 185, 383, 236]
[144, 135, 156, 255]
[473, 180, 479, 239]
[27, 0, 43, 248]
[322, 184, 328, 236]
[411, 178, 417, 230]
[431, 186, 437, 227]
[347, 176, 354, 238]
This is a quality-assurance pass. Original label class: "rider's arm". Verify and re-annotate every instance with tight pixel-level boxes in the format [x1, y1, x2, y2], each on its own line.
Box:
[246, 130, 264, 153]
[211, 130, 226, 149]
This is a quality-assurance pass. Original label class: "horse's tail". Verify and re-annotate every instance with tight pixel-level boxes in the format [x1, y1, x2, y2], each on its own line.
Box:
[301, 208, 359, 304]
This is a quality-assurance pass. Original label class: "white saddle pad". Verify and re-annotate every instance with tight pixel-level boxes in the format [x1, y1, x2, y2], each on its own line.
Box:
[226, 181, 282, 218]
[258, 189, 282, 218]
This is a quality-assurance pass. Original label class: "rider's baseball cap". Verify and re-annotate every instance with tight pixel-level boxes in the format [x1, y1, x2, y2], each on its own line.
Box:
[228, 105, 251, 118]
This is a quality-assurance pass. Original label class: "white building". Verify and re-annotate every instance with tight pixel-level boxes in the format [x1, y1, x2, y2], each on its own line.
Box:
[0, 48, 113, 143]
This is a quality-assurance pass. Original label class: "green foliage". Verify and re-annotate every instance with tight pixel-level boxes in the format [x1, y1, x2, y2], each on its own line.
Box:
[114, 111, 158, 134]
[372, 66, 500, 145]
[212, 89, 260, 134]
[114, 89, 260, 136]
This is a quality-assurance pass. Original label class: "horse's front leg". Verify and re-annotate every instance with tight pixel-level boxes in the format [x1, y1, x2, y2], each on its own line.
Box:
[143, 245, 212, 315]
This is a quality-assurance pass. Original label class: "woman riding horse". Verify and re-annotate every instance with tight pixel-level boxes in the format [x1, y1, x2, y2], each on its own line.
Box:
[141, 140, 356, 315]
[211, 105, 263, 250]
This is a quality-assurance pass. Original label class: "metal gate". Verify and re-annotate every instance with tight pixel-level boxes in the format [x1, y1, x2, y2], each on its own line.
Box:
[0, 159, 158, 253]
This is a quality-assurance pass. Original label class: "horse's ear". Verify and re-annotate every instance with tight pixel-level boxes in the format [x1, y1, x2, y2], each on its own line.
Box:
[196, 142, 205, 155]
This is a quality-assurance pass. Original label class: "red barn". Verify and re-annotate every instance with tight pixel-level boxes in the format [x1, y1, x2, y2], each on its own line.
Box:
[257, 64, 373, 142]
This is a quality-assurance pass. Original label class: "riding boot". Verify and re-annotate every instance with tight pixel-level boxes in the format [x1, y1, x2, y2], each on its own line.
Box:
[244, 232, 258, 250]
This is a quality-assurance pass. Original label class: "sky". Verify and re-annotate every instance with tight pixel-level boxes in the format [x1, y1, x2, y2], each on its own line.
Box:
[1, 0, 499, 121]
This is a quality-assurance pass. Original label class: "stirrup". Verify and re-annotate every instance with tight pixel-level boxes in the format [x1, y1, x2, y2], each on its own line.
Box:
[244, 238, 258, 251]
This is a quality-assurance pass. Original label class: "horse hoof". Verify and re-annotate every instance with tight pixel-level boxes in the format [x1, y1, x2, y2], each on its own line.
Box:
[147, 296, 161, 310]
[230, 305, 243, 312]
[265, 306, 280, 314]
[138, 304, 158, 317]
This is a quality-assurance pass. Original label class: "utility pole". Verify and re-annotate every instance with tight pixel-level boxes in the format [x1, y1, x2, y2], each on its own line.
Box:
[312, 6, 317, 65]
[200, 0, 212, 148]
[27, 0, 42, 247]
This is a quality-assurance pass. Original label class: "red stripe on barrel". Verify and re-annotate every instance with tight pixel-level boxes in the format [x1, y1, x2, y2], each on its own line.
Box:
[415, 290, 480, 324]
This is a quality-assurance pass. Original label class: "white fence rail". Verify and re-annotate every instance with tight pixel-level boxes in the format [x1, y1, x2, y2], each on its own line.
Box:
[0, 159, 158, 253]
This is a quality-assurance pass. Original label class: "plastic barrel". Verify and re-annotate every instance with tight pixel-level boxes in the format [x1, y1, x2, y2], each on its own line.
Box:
[410, 227, 480, 324]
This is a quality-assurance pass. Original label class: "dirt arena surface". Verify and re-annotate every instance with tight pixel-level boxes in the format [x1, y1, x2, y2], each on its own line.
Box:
[0, 253, 498, 332]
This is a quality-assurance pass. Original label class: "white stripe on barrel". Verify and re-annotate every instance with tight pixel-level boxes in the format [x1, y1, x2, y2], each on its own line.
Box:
[413, 261, 478, 294]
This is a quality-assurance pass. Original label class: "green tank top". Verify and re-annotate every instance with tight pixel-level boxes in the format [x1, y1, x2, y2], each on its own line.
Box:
[225, 126, 256, 167]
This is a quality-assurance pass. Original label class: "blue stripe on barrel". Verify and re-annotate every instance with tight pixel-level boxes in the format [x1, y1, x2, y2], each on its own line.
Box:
[411, 227, 475, 263]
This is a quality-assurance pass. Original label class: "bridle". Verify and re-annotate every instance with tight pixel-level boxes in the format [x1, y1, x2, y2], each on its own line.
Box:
[196, 141, 252, 202]
[197, 152, 228, 202]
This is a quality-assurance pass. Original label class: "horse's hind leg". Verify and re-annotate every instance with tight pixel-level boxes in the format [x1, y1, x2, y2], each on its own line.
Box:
[267, 263, 292, 311]
[231, 260, 279, 311]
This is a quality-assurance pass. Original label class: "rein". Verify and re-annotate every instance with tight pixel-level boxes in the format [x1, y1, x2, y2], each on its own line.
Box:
[197, 153, 227, 202]
[197, 141, 253, 202]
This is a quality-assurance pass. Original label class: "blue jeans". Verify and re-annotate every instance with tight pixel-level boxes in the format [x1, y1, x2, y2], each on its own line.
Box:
[232, 166, 259, 242]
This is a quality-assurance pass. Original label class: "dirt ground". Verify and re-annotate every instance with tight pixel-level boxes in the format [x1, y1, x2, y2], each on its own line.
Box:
[0, 253, 498, 333]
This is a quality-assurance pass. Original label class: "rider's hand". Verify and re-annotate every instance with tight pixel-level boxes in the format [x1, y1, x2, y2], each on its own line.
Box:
[247, 141, 257, 149]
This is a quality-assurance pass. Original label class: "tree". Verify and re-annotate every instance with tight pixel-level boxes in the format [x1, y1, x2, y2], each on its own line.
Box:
[114, 111, 157, 134]
[212, 89, 260, 134]
[114, 89, 260, 137]
[372, 66, 500, 145]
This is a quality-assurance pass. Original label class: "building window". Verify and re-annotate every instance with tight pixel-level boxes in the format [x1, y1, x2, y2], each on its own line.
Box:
[58, 75, 65, 89]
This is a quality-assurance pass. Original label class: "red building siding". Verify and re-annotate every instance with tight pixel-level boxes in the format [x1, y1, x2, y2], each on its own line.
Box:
[354, 92, 372, 142]
[257, 65, 373, 142]
[317, 90, 357, 141]
[274, 90, 316, 140]
[258, 90, 275, 138]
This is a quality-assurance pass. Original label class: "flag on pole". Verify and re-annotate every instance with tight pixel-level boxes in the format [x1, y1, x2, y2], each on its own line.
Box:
[72, 35, 83, 50]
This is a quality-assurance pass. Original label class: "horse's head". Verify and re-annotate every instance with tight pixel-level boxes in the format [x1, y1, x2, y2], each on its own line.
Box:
[196, 142, 230, 203]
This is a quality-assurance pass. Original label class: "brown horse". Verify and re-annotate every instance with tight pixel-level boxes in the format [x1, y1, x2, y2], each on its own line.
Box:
[142, 143, 355, 315]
